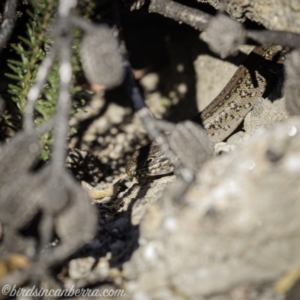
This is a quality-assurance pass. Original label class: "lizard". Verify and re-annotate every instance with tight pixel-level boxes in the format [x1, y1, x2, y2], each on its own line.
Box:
[83, 45, 286, 200]
[125, 45, 286, 178]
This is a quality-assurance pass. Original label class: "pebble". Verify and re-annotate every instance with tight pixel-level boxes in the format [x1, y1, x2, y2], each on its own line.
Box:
[214, 142, 236, 155]
[107, 104, 128, 124]
[97, 136, 104, 144]
[140, 73, 159, 92]
[101, 157, 108, 164]
[83, 133, 96, 142]
[68, 257, 96, 280]
[110, 127, 118, 135]
[116, 133, 126, 144]
[114, 144, 123, 154]
[227, 131, 250, 146]
[109, 151, 120, 160]
[126, 124, 138, 134]
[94, 118, 110, 133]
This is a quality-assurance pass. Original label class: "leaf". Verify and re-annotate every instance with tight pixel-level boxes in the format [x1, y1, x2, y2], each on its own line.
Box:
[19, 36, 34, 47]
[6, 73, 22, 80]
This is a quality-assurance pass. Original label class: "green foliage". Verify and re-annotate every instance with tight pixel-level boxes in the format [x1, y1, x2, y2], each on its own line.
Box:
[7, 0, 57, 115]
[5, 0, 95, 160]
[5, 0, 57, 159]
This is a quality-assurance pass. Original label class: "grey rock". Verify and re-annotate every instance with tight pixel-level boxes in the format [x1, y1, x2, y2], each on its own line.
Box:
[227, 131, 250, 147]
[123, 117, 300, 299]
[244, 97, 289, 135]
[68, 257, 96, 280]
[197, 0, 300, 33]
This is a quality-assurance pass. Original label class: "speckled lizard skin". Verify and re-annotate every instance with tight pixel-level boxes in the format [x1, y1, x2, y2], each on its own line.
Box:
[126, 45, 286, 177]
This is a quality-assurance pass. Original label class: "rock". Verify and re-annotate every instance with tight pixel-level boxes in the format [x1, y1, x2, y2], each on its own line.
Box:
[197, 0, 300, 33]
[214, 142, 236, 155]
[140, 73, 159, 92]
[244, 97, 289, 136]
[123, 117, 300, 299]
[227, 131, 251, 147]
[68, 257, 96, 280]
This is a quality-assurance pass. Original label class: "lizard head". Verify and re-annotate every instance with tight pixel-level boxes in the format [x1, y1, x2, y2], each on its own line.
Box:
[126, 142, 174, 178]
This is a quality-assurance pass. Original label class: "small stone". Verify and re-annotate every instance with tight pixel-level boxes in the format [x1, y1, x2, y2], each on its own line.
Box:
[83, 133, 96, 142]
[227, 131, 250, 146]
[110, 127, 118, 135]
[94, 118, 110, 133]
[177, 83, 187, 95]
[97, 136, 104, 144]
[114, 144, 123, 154]
[109, 151, 119, 160]
[125, 124, 136, 134]
[107, 104, 128, 124]
[140, 73, 159, 92]
[116, 133, 126, 144]
[68, 257, 96, 280]
[214, 142, 236, 155]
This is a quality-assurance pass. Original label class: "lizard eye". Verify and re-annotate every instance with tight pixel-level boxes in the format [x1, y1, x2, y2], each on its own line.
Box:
[145, 158, 154, 165]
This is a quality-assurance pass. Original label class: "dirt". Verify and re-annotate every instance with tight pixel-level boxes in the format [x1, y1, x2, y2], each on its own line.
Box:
[62, 10, 299, 300]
